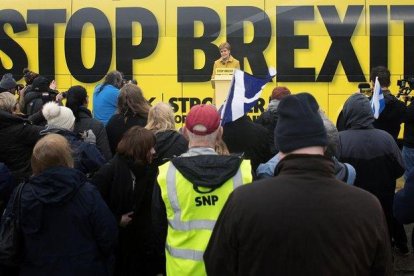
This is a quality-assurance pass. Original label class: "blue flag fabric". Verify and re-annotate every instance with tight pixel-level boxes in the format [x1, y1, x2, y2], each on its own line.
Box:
[220, 69, 275, 125]
[370, 76, 385, 119]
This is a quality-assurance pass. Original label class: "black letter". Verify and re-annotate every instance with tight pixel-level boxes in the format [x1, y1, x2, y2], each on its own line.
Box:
[317, 6, 365, 82]
[116, 8, 159, 79]
[177, 7, 221, 82]
[391, 6, 414, 78]
[0, 9, 28, 79]
[276, 6, 315, 82]
[227, 6, 271, 78]
[195, 197, 202, 207]
[370, 6, 388, 69]
[65, 8, 112, 83]
[27, 9, 66, 79]
[211, 195, 218, 205]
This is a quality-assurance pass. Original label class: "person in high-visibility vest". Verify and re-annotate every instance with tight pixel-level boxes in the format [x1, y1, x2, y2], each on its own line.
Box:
[157, 104, 252, 276]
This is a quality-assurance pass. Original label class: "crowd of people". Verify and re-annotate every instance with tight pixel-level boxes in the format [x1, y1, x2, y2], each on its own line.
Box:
[0, 64, 413, 276]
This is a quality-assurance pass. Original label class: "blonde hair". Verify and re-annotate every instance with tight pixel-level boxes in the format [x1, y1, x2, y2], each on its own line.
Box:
[219, 42, 231, 51]
[215, 138, 230, 155]
[145, 102, 176, 133]
[0, 92, 16, 113]
[31, 134, 74, 175]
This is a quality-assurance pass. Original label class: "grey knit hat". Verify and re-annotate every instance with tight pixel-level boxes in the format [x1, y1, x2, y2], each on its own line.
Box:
[0, 73, 17, 90]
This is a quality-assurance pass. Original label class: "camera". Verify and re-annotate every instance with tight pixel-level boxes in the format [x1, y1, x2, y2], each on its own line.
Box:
[15, 84, 24, 90]
[396, 77, 414, 103]
[358, 83, 372, 97]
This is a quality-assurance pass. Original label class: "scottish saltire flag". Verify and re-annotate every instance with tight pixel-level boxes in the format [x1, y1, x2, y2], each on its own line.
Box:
[370, 76, 385, 119]
[220, 69, 276, 125]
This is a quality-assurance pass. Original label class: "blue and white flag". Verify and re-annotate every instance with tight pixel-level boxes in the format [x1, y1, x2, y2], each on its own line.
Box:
[370, 76, 385, 119]
[220, 69, 276, 125]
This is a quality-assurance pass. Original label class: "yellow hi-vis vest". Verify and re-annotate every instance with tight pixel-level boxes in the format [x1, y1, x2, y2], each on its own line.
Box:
[157, 159, 252, 276]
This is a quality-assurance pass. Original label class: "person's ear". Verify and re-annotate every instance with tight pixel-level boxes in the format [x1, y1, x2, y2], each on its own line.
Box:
[183, 127, 189, 140]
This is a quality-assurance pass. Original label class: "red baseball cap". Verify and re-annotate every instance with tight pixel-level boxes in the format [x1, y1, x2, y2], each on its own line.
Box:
[185, 104, 220, 136]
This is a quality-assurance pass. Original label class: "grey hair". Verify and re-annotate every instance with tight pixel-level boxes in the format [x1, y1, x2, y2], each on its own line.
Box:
[319, 110, 339, 158]
[0, 92, 16, 113]
[187, 126, 219, 147]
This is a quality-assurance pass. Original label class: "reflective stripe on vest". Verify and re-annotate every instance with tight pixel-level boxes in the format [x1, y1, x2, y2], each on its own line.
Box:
[166, 163, 243, 231]
[166, 244, 204, 261]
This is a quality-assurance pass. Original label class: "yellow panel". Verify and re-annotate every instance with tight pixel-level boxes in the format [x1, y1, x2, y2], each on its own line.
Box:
[132, 37, 176, 75]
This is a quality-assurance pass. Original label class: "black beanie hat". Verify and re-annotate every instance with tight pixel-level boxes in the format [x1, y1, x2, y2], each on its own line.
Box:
[274, 92, 327, 153]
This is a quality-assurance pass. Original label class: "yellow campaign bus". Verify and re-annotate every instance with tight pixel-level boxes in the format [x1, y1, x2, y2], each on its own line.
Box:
[0, 0, 413, 126]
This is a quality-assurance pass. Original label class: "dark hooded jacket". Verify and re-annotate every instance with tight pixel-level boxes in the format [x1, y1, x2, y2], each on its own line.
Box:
[0, 110, 44, 182]
[338, 93, 404, 197]
[22, 76, 58, 116]
[7, 167, 118, 276]
[153, 130, 188, 166]
[338, 93, 404, 239]
[73, 107, 112, 161]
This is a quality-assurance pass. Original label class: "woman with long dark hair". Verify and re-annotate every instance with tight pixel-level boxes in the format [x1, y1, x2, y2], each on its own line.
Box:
[106, 84, 151, 154]
[66, 85, 112, 160]
[92, 126, 157, 275]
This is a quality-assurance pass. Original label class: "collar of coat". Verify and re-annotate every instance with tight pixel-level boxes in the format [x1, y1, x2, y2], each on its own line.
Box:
[219, 55, 235, 65]
[275, 154, 335, 178]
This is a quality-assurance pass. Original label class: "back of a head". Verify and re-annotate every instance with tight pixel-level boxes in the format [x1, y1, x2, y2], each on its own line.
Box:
[65, 85, 88, 121]
[275, 93, 327, 153]
[0, 92, 17, 113]
[370, 66, 390, 88]
[42, 101, 76, 130]
[31, 134, 74, 175]
[31, 76, 51, 92]
[0, 73, 17, 91]
[271, 86, 291, 101]
[103, 70, 123, 89]
[184, 104, 221, 147]
[185, 104, 220, 135]
[117, 83, 150, 117]
[342, 93, 374, 130]
[23, 68, 39, 85]
[117, 126, 156, 165]
[146, 102, 175, 133]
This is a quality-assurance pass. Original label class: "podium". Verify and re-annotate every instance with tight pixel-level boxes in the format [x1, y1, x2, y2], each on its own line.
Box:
[211, 68, 235, 108]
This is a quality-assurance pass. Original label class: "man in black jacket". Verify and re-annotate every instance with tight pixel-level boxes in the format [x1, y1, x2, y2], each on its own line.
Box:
[370, 66, 406, 143]
[204, 93, 392, 275]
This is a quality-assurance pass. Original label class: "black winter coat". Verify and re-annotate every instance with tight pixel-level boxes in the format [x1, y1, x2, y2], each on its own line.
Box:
[0, 110, 44, 182]
[254, 109, 278, 155]
[106, 114, 148, 154]
[223, 115, 273, 173]
[153, 130, 188, 166]
[91, 154, 158, 275]
[372, 90, 406, 142]
[73, 107, 112, 160]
